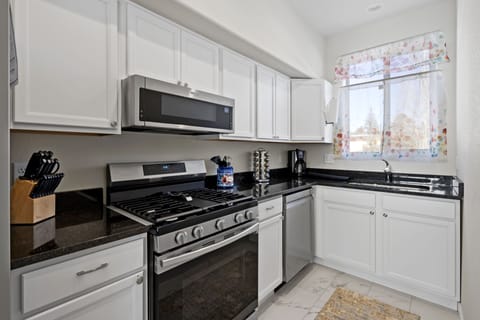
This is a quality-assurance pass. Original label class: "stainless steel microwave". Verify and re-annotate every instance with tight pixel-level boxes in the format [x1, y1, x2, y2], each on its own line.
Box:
[122, 75, 234, 134]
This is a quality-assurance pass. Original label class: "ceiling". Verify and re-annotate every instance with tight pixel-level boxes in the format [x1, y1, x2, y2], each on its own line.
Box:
[289, 0, 447, 36]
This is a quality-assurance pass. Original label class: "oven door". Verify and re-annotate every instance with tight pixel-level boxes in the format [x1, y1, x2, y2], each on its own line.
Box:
[153, 222, 258, 320]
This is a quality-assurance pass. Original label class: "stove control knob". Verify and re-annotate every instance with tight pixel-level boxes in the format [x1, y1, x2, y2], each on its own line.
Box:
[234, 213, 245, 224]
[192, 226, 204, 239]
[215, 219, 225, 230]
[244, 210, 254, 220]
[175, 231, 188, 245]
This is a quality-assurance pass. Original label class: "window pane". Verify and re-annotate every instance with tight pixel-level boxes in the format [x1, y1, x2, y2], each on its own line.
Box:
[388, 75, 430, 151]
[348, 83, 384, 153]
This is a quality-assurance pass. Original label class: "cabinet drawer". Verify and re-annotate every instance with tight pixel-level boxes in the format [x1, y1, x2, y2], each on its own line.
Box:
[258, 196, 283, 221]
[324, 188, 375, 208]
[382, 195, 457, 220]
[22, 239, 144, 314]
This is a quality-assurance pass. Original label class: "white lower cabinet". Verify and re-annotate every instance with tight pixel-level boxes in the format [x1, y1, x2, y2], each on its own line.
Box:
[258, 197, 283, 304]
[26, 272, 144, 320]
[313, 186, 460, 309]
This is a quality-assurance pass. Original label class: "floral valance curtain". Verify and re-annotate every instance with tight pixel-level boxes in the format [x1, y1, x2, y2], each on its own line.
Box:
[334, 31, 450, 82]
[333, 31, 450, 161]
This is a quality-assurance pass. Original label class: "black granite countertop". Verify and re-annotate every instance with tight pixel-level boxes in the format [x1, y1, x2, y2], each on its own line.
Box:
[11, 188, 149, 270]
[209, 168, 463, 201]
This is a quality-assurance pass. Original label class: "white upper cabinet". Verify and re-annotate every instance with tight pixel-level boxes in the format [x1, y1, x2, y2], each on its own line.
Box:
[256, 66, 275, 139]
[291, 79, 333, 142]
[256, 65, 290, 140]
[221, 49, 256, 138]
[181, 31, 220, 94]
[125, 3, 220, 95]
[274, 74, 291, 140]
[126, 3, 180, 83]
[12, 0, 120, 134]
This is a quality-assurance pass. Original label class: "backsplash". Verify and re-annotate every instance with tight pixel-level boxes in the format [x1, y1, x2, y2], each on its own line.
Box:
[11, 132, 295, 194]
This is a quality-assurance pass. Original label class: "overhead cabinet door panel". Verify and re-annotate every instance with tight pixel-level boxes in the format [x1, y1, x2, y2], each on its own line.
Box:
[12, 0, 119, 132]
[126, 3, 181, 83]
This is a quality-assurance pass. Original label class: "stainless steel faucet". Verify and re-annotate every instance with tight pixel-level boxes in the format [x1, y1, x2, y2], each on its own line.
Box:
[381, 159, 393, 183]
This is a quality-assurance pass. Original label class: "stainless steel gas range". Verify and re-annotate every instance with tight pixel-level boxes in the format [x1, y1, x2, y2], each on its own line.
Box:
[107, 160, 259, 320]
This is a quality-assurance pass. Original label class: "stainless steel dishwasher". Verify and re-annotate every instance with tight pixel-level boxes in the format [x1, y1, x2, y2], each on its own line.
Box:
[283, 188, 313, 282]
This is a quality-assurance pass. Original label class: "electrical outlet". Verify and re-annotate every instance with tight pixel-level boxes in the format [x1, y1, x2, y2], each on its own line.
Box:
[324, 154, 335, 164]
[12, 162, 27, 183]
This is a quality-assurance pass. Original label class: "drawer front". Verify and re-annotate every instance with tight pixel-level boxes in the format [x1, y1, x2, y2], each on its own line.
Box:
[22, 238, 144, 314]
[323, 188, 375, 208]
[258, 196, 283, 221]
[382, 194, 457, 220]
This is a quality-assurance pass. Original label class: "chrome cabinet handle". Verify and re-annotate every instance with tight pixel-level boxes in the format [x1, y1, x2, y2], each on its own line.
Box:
[136, 275, 144, 285]
[383, 213, 388, 218]
[369, 210, 375, 215]
[76, 263, 109, 276]
[110, 121, 118, 128]
[265, 206, 275, 211]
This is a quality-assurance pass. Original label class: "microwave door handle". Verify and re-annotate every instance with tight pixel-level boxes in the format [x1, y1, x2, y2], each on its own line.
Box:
[159, 223, 258, 270]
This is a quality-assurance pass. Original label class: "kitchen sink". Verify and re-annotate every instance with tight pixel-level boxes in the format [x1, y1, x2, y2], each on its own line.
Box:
[348, 181, 432, 192]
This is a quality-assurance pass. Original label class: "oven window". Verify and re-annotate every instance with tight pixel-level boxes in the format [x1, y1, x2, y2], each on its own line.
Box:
[154, 233, 258, 320]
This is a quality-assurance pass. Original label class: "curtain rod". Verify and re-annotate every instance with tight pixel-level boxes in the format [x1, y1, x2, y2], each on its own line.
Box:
[339, 29, 442, 58]
[340, 69, 442, 89]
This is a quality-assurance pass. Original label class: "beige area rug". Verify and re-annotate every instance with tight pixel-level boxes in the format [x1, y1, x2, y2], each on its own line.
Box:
[316, 288, 420, 320]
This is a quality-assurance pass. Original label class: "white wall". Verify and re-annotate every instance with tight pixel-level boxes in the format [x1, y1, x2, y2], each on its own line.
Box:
[456, 0, 480, 318]
[0, 0, 11, 317]
[301, 0, 457, 175]
[11, 132, 294, 194]
[133, 0, 326, 78]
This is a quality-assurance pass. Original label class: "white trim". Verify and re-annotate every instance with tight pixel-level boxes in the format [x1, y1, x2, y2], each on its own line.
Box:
[458, 303, 465, 320]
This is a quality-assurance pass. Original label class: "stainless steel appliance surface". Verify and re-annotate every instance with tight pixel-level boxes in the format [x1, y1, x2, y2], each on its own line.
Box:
[122, 75, 235, 134]
[288, 149, 307, 177]
[283, 188, 313, 282]
[107, 160, 259, 320]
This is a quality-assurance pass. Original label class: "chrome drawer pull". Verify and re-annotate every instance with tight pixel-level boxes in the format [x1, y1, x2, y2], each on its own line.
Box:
[265, 206, 275, 210]
[76, 263, 109, 276]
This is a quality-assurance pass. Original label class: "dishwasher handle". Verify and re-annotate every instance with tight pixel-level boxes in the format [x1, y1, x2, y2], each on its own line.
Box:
[286, 195, 312, 210]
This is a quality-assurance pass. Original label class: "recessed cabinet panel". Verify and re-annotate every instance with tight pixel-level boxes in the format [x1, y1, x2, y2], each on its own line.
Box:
[222, 50, 256, 138]
[274, 74, 291, 140]
[12, 0, 119, 133]
[323, 202, 376, 273]
[256, 66, 275, 139]
[381, 209, 456, 296]
[126, 3, 180, 83]
[258, 215, 283, 303]
[181, 31, 219, 94]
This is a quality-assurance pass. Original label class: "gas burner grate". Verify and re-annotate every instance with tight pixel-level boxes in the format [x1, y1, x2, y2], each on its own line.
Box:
[186, 189, 251, 203]
[112, 193, 202, 223]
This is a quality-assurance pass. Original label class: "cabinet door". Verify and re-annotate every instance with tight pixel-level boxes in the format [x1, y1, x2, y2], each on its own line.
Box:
[26, 272, 145, 320]
[274, 73, 291, 140]
[181, 31, 219, 94]
[221, 49, 256, 138]
[256, 66, 275, 139]
[126, 3, 180, 83]
[12, 0, 119, 133]
[323, 201, 376, 273]
[291, 80, 325, 141]
[258, 215, 283, 303]
[380, 210, 456, 297]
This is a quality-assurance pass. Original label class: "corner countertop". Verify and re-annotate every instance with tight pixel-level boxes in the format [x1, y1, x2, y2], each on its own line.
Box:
[211, 169, 463, 201]
[10, 188, 149, 270]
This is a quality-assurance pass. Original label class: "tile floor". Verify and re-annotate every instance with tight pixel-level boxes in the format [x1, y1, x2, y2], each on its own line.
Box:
[258, 264, 460, 320]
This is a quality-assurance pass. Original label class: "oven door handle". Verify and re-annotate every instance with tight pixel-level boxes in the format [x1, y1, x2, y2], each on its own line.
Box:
[158, 223, 259, 271]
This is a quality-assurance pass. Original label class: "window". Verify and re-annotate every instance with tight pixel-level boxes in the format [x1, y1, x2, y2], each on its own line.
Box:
[334, 31, 449, 160]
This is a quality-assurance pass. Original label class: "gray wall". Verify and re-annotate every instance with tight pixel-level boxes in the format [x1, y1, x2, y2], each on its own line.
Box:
[11, 132, 295, 196]
[1, 0, 11, 318]
[457, 0, 480, 319]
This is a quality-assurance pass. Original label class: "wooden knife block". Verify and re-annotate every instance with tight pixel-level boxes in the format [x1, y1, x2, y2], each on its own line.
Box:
[11, 179, 55, 224]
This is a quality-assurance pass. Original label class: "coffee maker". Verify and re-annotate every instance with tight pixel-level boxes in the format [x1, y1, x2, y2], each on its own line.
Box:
[288, 149, 307, 177]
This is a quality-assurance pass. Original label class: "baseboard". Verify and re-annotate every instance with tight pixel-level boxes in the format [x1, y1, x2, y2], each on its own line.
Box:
[458, 303, 465, 320]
